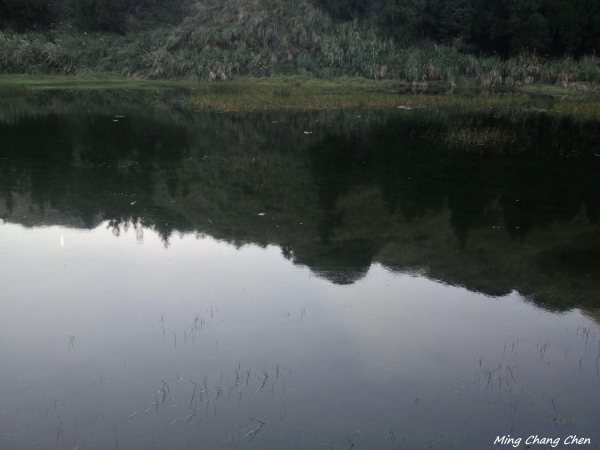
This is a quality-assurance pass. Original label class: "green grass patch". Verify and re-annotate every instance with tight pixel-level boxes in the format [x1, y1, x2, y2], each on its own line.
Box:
[1, 74, 600, 119]
[0, 73, 199, 89]
[188, 77, 600, 117]
[519, 83, 599, 97]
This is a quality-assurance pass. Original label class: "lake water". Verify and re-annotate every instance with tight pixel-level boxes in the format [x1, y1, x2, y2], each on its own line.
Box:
[1, 90, 600, 449]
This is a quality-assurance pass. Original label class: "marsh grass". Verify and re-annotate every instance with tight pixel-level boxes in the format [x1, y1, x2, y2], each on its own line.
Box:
[188, 78, 600, 118]
[0, 73, 198, 89]
[0, 83, 28, 96]
[2, 74, 600, 120]
[445, 127, 518, 148]
[188, 76, 515, 111]
[547, 101, 600, 119]
[191, 89, 400, 110]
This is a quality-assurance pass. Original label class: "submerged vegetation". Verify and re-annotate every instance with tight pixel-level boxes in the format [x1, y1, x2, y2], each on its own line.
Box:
[0, 0, 599, 88]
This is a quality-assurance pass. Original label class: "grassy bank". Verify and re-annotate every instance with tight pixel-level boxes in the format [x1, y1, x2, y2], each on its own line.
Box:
[2, 73, 600, 118]
[188, 77, 600, 116]
[0, 73, 198, 89]
[2, 0, 600, 87]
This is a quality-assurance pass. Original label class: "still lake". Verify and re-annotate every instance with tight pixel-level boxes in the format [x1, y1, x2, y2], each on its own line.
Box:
[1, 90, 599, 449]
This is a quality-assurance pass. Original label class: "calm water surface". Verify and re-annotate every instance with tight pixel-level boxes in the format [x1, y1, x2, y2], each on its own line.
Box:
[1, 91, 599, 449]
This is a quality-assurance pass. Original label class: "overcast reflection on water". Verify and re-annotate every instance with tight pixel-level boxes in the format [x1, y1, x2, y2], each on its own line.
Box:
[2, 222, 599, 450]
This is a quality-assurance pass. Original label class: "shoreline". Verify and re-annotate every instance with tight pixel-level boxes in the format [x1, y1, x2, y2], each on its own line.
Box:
[1, 74, 599, 116]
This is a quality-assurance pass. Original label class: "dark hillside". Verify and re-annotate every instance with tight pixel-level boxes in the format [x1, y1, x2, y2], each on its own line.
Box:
[0, 0, 599, 84]
[319, 0, 600, 56]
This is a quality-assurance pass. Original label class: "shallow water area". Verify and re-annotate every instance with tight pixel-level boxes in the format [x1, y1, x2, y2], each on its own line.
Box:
[1, 90, 600, 449]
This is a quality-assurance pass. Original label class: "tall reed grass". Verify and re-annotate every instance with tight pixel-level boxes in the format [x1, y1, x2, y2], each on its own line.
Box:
[1, 0, 599, 86]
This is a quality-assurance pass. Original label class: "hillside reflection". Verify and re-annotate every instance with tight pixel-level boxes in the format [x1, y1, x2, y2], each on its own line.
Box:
[1, 91, 599, 310]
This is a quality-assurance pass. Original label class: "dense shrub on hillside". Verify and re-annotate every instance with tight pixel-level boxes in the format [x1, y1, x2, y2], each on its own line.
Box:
[68, 0, 188, 32]
[381, 0, 426, 43]
[69, 0, 129, 32]
[471, 0, 551, 55]
[471, 0, 600, 56]
[423, 0, 475, 43]
[320, 0, 600, 56]
[0, 0, 54, 30]
[3, 0, 597, 57]
[317, 0, 370, 20]
[539, 0, 600, 55]
[2, 0, 598, 83]
[1, 0, 599, 81]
